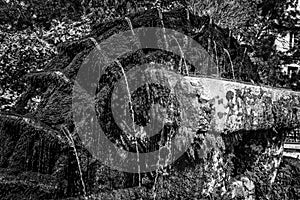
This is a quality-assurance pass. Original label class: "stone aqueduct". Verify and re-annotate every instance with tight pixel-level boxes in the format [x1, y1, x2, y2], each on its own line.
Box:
[0, 8, 300, 199]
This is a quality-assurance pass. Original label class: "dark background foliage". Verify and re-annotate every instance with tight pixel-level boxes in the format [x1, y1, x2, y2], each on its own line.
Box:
[1, 0, 300, 111]
[0, 1, 300, 199]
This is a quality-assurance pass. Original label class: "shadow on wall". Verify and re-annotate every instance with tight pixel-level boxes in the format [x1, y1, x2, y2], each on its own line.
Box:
[222, 128, 287, 176]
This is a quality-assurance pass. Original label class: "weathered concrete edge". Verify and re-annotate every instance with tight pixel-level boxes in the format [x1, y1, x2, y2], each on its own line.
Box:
[184, 76, 300, 133]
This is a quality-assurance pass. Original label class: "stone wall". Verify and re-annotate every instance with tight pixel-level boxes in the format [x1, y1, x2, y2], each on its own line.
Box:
[1, 69, 299, 199]
[1, 7, 300, 199]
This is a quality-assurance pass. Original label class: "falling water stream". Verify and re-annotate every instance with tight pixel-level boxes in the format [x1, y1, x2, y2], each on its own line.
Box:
[213, 40, 219, 77]
[89, 16, 172, 196]
[172, 35, 189, 76]
[125, 17, 135, 36]
[115, 60, 142, 187]
[89, 37, 103, 53]
[223, 48, 235, 80]
[90, 34, 142, 187]
[158, 8, 169, 50]
[61, 125, 86, 196]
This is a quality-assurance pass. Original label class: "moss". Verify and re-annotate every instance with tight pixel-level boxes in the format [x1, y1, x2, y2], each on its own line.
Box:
[1, 7, 300, 199]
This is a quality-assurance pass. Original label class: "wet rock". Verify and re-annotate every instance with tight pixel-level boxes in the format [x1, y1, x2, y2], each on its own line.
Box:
[1, 7, 300, 200]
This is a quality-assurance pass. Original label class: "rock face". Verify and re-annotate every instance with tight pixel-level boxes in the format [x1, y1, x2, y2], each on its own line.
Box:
[174, 76, 300, 199]
[0, 8, 300, 199]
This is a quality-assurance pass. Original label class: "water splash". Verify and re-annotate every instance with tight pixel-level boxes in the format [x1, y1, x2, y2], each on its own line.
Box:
[223, 48, 235, 80]
[115, 60, 141, 187]
[61, 125, 86, 196]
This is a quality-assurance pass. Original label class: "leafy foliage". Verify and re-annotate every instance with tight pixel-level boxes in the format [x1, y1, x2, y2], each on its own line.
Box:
[1, 0, 300, 111]
[0, 17, 91, 111]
